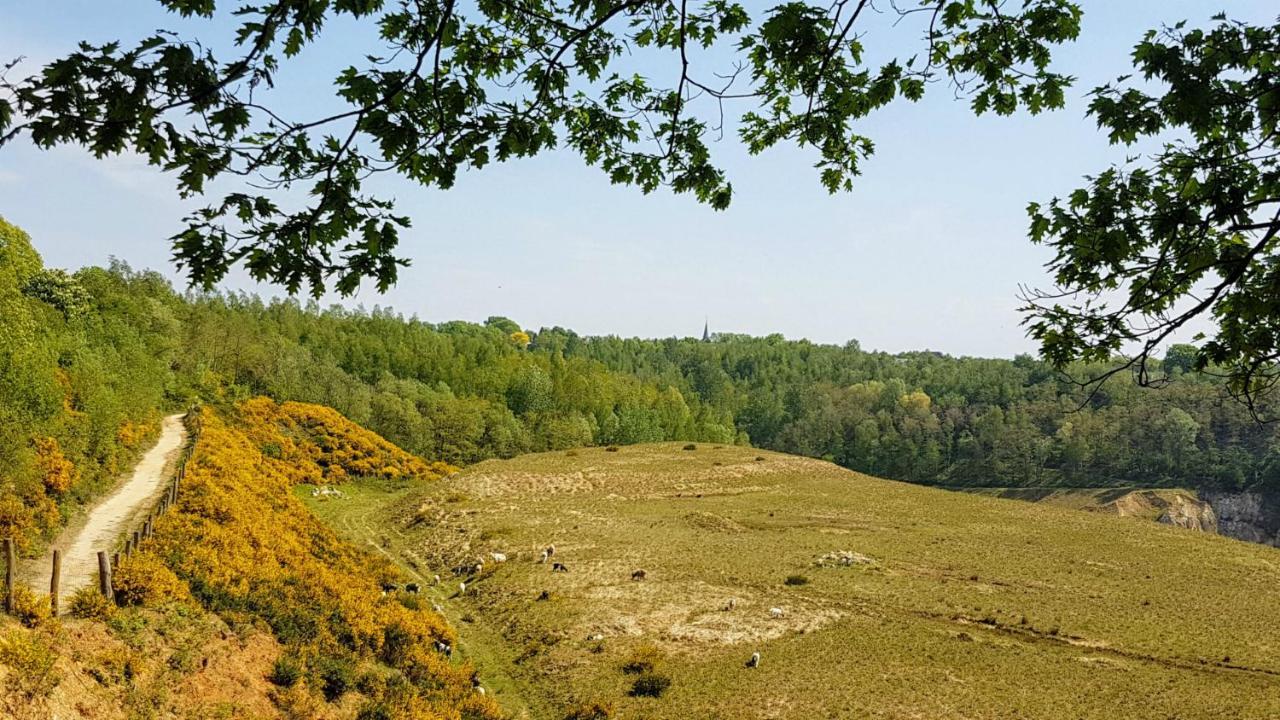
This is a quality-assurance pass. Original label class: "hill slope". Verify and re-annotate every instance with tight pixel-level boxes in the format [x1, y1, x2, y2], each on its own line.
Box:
[306, 442, 1280, 719]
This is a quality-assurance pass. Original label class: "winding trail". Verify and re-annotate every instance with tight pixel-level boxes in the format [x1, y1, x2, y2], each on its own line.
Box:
[23, 414, 187, 594]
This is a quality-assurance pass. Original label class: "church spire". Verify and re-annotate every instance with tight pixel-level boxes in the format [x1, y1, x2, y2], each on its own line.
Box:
[702, 318, 710, 342]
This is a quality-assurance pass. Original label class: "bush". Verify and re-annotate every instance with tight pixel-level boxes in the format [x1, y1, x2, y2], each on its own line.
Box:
[620, 644, 662, 675]
[9, 585, 52, 627]
[784, 574, 809, 586]
[68, 586, 114, 620]
[628, 671, 671, 698]
[112, 551, 190, 606]
[0, 630, 60, 698]
[565, 701, 614, 719]
[316, 655, 356, 702]
[270, 654, 303, 687]
[682, 443, 697, 451]
[604, 446, 619, 452]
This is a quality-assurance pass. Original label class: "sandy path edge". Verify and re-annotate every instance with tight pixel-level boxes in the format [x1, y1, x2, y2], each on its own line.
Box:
[20, 414, 188, 594]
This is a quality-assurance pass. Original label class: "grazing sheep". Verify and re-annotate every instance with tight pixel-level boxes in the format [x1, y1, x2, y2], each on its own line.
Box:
[769, 607, 784, 619]
[586, 633, 605, 642]
[380, 582, 399, 593]
[536, 590, 551, 601]
[537, 550, 549, 564]
[631, 569, 647, 581]
[433, 574, 442, 585]
[473, 561, 485, 574]
[546, 544, 556, 557]
[723, 598, 737, 611]
[431, 602, 444, 613]
[746, 651, 760, 668]
[552, 562, 569, 573]
[476, 687, 485, 696]
[459, 581, 467, 595]
[491, 552, 507, 563]
[405, 583, 420, 594]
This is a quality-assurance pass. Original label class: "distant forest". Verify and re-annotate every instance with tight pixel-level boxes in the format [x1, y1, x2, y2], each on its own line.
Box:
[3, 217, 1277, 548]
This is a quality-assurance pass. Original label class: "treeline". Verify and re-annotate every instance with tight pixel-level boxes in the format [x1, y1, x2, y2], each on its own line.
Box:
[547, 332, 1278, 490]
[3, 215, 1279, 549]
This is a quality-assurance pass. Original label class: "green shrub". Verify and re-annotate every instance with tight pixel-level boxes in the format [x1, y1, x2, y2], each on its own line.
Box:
[315, 655, 356, 702]
[565, 701, 614, 719]
[621, 644, 662, 675]
[629, 671, 671, 698]
[356, 701, 394, 720]
[784, 574, 809, 586]
[270, 654, 302, 687]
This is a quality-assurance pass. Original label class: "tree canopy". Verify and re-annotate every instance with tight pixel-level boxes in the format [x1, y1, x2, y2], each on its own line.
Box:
[4, 3, 1279, 410]
[1022, 15, 1280, 415]
[0, 0, 1080, 295]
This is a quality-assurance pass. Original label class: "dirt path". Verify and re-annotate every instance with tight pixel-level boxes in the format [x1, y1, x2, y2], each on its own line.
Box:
[22, 414, 187, 594]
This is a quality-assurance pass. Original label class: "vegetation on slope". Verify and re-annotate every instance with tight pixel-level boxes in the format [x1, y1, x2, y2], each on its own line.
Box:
[4, 215, 1280, 559]
[128, 399, 500, 719]
[0, 398, 497, 719]
[310, 443, 1280, 719]
[0, 217, 174, 551]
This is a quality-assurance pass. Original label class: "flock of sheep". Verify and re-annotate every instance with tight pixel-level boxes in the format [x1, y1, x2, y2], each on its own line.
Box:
[391, 540, 780, 675]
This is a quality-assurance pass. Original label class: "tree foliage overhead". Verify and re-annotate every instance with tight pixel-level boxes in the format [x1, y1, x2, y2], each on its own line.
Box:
[0, 0, 1081, 295]
[1023, 15, 1280, 416]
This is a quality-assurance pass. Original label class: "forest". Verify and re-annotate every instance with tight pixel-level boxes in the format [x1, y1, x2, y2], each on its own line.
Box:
[3, 216, 1277, 552]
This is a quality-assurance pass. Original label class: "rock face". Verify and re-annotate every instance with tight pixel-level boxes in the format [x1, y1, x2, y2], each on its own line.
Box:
[1106, 490, 1218, 533]
[1201, 490, 1280, 547]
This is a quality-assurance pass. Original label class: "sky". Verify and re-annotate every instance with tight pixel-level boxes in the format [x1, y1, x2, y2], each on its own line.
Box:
[1, 1, 1275, 357]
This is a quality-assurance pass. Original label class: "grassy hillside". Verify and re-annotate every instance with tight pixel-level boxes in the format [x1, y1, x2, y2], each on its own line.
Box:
[306, 443, 1280, 720]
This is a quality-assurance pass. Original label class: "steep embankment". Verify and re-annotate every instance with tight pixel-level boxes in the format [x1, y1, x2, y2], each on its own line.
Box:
[306, 443, 1280, 720]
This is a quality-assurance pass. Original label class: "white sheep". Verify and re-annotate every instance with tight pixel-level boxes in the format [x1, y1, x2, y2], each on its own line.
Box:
[459, 581, 467, 595]
[769, 607, 784, 619]
[723, 598, 737, 611]
[746, 651, 760, 668]
[586, 633, 605, 642]
[491, 552, 507, 563]
[537, 550, 548, 564]
[476, 687, 485, 696]
[433, 574, 441, 585]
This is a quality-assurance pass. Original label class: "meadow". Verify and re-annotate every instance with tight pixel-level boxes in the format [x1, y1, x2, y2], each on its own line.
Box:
[302, 442, 1280, 719]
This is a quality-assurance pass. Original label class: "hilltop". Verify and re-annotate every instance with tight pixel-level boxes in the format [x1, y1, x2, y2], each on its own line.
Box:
[306, 442, 1280, 719]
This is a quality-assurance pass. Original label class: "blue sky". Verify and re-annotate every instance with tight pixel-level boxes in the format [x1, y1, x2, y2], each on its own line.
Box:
[2, 1, 1274, 356]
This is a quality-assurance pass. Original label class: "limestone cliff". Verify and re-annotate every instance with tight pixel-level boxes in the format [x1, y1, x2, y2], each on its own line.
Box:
[1201, 490, 1280, 547]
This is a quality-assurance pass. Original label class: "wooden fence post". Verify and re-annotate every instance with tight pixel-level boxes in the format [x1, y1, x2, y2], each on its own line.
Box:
[50, 549, 61, 617]
[112, 552, 120, 571]
[97, 551, 113, 602]
[3, 538, 13, 614]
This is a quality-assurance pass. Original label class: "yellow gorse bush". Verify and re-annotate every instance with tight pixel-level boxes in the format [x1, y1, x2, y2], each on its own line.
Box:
[112, 551, 190, 606]
[140, 398, 495, 717]
[32, 436, 76, 496]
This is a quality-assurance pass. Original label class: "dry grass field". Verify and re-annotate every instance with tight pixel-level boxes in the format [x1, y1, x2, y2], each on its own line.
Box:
[302, 442, 1280, 720]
